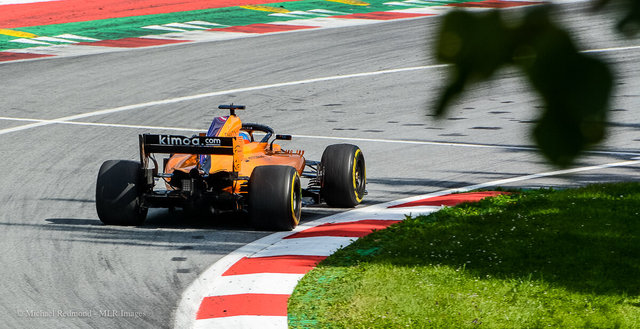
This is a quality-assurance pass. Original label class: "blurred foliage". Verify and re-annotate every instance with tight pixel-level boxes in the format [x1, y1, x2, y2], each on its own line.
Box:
[595, 0, 640, 35]
[434, 1, 640, 167]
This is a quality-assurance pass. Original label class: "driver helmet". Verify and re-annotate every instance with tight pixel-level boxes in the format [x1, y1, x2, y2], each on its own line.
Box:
[239, 131, 251, 143]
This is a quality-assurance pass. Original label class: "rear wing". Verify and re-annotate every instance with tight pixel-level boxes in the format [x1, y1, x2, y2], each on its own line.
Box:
[139, 133, 241, 176]
[140, 134, 234, 156]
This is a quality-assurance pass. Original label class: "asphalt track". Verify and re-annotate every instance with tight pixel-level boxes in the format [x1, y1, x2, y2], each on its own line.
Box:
[0, 2, 639, 328]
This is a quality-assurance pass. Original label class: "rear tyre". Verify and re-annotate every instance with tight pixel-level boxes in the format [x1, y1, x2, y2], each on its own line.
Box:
[96, 160, 148, 225]
[321, 144, 366, 208]
[249, 165, 301, 231]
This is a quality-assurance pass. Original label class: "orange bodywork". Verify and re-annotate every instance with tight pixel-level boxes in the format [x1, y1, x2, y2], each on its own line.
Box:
[164, 114, 305, 193]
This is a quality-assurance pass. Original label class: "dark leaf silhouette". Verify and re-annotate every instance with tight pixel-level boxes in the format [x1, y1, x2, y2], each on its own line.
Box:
[434, 5, 617, 166]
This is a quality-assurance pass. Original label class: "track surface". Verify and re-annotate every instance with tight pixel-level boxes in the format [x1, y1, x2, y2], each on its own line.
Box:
[0, 2, 639, 328]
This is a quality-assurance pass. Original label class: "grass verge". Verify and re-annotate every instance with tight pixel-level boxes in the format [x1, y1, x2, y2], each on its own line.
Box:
[288, 183, 640, 328]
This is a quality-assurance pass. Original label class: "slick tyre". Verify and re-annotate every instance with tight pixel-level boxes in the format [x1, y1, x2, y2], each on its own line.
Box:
[321, 144, 366, 208]
[96, 160, 148, 226]
[249, 165, 302, 231]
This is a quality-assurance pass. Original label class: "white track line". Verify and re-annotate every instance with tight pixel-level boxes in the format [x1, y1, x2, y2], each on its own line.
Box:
[1, 42, 638, 138]
[0, 116, 199, 132]
[583, 45, 640, 54]
[2, 116, 639, 157]
[250, 236, 356, 257]
[0, 65, 446, 137]
[383, 159, 640, 207]
[292, 134, 640, 157]
[207, 273, 306, 296]
[192, 316, 286, 329]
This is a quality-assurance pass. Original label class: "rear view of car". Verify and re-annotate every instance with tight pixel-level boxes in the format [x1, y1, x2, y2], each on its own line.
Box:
[95, 104, 366, 230]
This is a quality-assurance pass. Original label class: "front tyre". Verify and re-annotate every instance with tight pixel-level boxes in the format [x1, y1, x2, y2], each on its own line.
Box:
[96, 160, 148, 226]
[321, 144, 366, 208]
[249, 165, 302, 231]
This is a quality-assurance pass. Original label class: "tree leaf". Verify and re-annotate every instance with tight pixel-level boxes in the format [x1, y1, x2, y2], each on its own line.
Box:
[433, 5, 613, 167]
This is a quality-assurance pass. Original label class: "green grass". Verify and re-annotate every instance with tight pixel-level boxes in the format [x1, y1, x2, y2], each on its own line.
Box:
[288, 183, 640, 328]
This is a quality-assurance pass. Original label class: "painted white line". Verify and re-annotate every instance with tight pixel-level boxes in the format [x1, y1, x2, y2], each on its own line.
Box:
[2, 116, 639, 157]
[348, 206, 441, 218]
[192, 316, 287, 329]
[291, 134, 640, 157]
[405, 0, 437, 5]
[0, 64, 445, 137]
[583, 45, 640, 54]
[269, 12, 312, 18]
[453, 159, 640, 191]
[206, 273, 305, 296]
[273, 17, 388, 28]
[293, 134, 543, 150]
[142, 25, 187, 32]
[185, 21, 228, 27]
[141, 30, 246, 42]
[251, 236, 356, 257]
[9, 38, 50, 45]
[165, 22, 209, 30]
[34, 36, 76, 43]
[299, 205, 442, 224]
[308, 9, 348, 15]
[0, 116, 41, 123]
[383, 159, 640, 208]
[287, 10, 325, 17]
[0, 116, 199, 132]
[385, 2, 424, 7]
[2, 42, 638, 137]
[55, 34, 101, 41]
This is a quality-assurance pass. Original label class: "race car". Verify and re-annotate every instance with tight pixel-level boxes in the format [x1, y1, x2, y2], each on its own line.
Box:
[95, 104, 366, 231]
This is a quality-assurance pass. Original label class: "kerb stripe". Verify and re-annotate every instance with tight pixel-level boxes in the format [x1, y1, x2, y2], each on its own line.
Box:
[222, 255, 326, 276]
[284, 219, 401, 239]
[388, 191, 508, 208]
[196, 294, 289, 319]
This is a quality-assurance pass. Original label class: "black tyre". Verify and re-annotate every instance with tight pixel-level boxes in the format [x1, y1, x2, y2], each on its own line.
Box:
[321, 144, 366, 208]
[96, 160, 148, 225]
[249, 165, 302, 231]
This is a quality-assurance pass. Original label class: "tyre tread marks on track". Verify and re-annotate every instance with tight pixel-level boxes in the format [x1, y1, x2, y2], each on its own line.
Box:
[0, 0, 543, 64]
[189, 192, 504, 328]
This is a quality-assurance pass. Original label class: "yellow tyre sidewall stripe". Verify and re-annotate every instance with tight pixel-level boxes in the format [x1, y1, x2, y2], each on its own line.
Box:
[290, 172, 300, 225]
[352, 149, 363, 203]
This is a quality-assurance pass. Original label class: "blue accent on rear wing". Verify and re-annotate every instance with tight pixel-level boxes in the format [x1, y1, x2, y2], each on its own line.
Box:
[207, 116, 228, 137]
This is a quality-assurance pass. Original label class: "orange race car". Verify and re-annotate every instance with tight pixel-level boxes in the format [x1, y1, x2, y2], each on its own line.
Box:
[95, 104, 366, 230]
